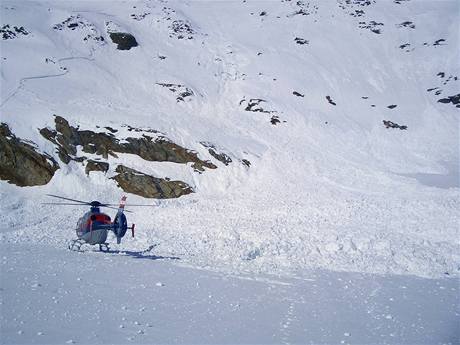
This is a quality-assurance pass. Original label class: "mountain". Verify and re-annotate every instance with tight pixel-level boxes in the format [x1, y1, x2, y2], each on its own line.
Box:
[0, 1, 459, 342]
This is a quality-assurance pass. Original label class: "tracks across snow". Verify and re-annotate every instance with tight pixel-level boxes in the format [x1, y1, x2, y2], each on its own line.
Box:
[1, 54, 94, 108]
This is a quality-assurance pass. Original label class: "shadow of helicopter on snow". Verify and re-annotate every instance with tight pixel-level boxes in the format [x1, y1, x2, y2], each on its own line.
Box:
[105, 245, 180, 261]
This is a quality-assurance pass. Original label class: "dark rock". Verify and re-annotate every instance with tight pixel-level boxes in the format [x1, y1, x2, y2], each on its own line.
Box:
[387, 104, 397, 109]
[241, 159, 251, 167]
[437, 72, 445, 78]
[123, 124, 159, 133]
[438, 94, 460, 107]
[350, 9, 365, 17]
[270, 116, 281, 125]
[293, 91, 304, 97]
[85, 160, 109, 175]
[104, 126, 118, 133]
[244, 98, 271, 113]
[433, 39, 446, 46]
[326, 96, 337, 106]
[260, 11, 267, 16]
[1, 24, 29, 40]
[201, 142, 232, 166]
[109, 32, 138, 50]
[111, 165, 193, 199]
[169, 20, 195, 40]
[397, 21, 415, 29]
[53, 15, 105, 44]
[0, 123, 59, 186]
[156, 83, 194, 102]
[358, 20, 383, 34]
[294, 37, 309, 45]
[40, 116, 216, 172]
[383, 120, 407, 130]
[241, 99, 283, 124]
[130, 12, 150, 21]
[120, 136, 216, 171]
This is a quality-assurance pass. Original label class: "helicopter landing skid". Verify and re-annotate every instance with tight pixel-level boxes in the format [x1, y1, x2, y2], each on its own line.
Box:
[68, 239, 85, 252]
[98, 243, 110, 252]
[68, 239, 110, 252]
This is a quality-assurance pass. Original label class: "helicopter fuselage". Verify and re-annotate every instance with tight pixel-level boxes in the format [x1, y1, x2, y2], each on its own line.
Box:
[76, 206, 112, 245]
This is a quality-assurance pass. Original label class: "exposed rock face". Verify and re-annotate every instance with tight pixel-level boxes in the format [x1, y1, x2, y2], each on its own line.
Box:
[85, 160, 109, 175]
[383, 120, 407, 130]
[40, 116, 216, 171]
[438, 94, 460, 108]
[326, 95, 337, 106]
[241, 159, 251, 167]
[169, 20, 195, 40]
[293, 91, 304, 97]
[109, 32, 138, 50]
[240, 98, 285, 125]
[52, 15, 105, 44]
[156, 83, 194, 102]
[0, 123, 59, 186]
[111, 165, 193, 199]
[201, 142, 232, 166]
[294, 37, 309, 45]
[1, 24, 29, 40]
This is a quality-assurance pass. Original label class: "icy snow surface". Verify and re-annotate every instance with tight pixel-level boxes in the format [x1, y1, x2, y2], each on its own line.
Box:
[1, 244, 458, 344]
[0, 0, 459, 343]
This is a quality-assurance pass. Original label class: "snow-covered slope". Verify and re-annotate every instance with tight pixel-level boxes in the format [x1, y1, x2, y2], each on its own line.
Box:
[1, 0, 459, 278]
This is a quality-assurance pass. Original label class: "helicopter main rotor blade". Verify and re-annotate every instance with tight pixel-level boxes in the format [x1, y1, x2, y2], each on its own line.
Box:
[97, 203, 155, 207]
[46, 194, 90, 205]
[42, 202, 88, 205]
[124, 204, 156, 206]
[43, 202, 132, 213]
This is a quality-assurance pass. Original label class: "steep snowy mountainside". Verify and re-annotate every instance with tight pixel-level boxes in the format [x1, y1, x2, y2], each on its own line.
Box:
[1, 0, 459, 278]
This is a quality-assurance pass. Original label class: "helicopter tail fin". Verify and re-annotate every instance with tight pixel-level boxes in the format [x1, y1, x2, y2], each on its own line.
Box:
[114, 195, 128, 244]
[118, 195, 127, 212]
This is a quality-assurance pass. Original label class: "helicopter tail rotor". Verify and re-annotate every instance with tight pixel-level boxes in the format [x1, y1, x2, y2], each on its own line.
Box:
[113, 212, 128, 244]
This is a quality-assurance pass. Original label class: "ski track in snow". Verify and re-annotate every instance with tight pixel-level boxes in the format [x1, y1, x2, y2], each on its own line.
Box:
[1, 53, 95, 108]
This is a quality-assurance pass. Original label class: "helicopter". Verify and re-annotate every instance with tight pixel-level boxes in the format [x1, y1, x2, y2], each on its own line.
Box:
[44, 194, 150, 252]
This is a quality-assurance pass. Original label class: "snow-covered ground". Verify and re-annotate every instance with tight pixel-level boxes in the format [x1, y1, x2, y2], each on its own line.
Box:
[1, 243, 458, 345]
[1, 0, 459, 343]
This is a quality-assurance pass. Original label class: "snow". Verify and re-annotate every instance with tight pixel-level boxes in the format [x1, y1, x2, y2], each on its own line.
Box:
[1, 244, 458, 345]
[1, 0, 459, 343]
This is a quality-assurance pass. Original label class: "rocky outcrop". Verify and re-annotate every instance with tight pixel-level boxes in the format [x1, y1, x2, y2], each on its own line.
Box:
[109, 32, 138, 50]
[85, 160, 109, 175]
[294, 37, 309, 45]
[241, 159, 251, 167]
[438, 94, 460, 108]
[383, 120, 407, 130]
[1, 24, 29, 40]
[0, 123, 59, 186]
[111, 165, 193, 199]
[201, 142, 232, 166]
[52, 15, 105, 44]
[40, 116, 216, 172]
[240, 98, 285, 126]
[156, 83, 194, 102]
